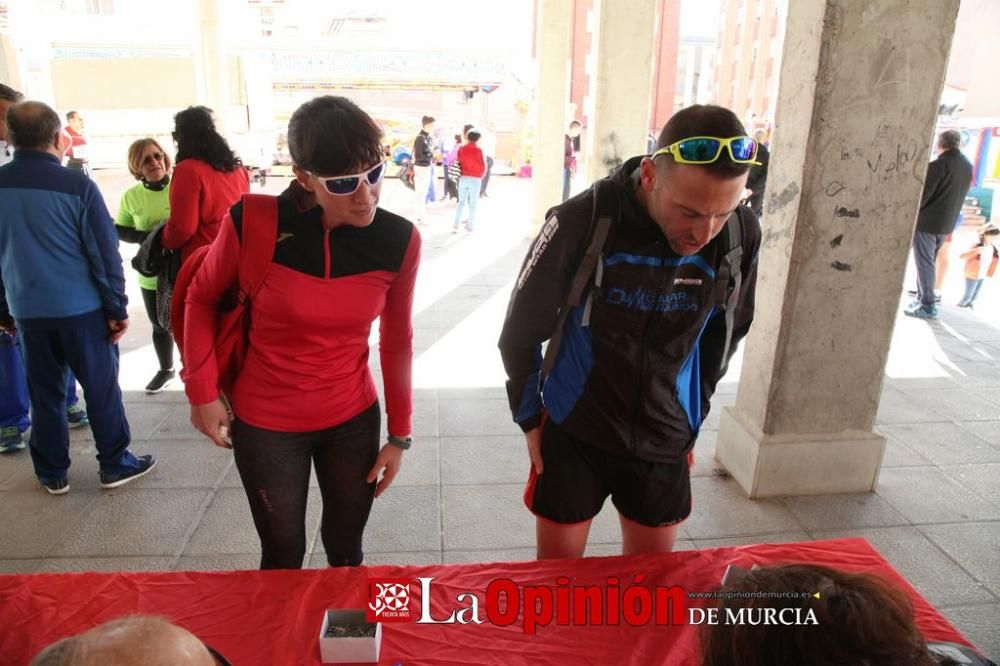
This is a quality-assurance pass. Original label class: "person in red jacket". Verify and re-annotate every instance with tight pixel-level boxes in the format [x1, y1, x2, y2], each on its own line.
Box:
[184, 96, 421, 569]
[162, 106, 250, 261]
[453, 128, 486, 233]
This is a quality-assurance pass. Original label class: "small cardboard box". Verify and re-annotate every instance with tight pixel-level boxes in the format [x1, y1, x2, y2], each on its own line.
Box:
[319, 610, 381, 664]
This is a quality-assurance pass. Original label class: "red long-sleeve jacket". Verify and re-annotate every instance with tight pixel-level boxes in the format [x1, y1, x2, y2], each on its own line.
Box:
[457, 143, 486, 178]
[163, 158, 250, 260]
[182, 184, 421, 435]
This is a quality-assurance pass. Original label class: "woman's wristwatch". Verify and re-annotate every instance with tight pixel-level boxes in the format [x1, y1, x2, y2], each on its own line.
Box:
[387, 434, 413, 450]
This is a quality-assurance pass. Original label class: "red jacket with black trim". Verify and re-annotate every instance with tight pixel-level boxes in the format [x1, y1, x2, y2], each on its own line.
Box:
[182, 183, 421, 435]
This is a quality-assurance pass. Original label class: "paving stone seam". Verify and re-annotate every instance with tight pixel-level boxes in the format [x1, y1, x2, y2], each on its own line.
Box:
[167, 457, 235, 570]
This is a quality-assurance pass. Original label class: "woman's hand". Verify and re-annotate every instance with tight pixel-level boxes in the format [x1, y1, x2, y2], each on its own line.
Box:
[191, 399, 232, 449]
[367, 444, 404, 498]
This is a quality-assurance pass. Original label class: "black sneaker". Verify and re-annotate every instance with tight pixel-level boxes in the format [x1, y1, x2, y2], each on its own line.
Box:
[43, 478, 70, 495]
[145, 369, 176, 394]
[99, 455, 157, 489]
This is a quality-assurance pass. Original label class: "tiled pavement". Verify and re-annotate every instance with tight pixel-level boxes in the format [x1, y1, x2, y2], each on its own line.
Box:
[1, 174, 998, 658]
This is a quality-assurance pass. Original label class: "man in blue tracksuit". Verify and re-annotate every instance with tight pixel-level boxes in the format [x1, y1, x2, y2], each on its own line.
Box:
[0, 85, 89, 455]
[499, 105, 761, 559]
[0, 100, 155, 494]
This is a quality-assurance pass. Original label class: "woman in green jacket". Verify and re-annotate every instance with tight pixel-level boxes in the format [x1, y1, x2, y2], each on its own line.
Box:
[115, 138, 174, 393]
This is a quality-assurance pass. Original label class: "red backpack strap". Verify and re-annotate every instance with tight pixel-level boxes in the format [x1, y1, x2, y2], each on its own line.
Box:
[237, 193, 278, 302]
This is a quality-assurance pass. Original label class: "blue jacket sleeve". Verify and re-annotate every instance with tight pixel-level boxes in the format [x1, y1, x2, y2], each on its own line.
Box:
[79, 181, 129, 321]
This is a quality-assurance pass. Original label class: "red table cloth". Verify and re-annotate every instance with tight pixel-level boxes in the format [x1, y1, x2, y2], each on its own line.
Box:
[0, 538, 973, 665]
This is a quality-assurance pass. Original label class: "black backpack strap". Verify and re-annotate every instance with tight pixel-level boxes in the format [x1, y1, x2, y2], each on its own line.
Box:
[713, 208, 744, 365]
[541, 179, 615, 378]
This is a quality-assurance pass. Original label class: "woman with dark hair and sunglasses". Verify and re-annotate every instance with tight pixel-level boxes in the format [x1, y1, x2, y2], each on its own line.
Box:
[162, 106, 249, 262]
[115, 138, 176, 393]
[183, 96, 421, 569]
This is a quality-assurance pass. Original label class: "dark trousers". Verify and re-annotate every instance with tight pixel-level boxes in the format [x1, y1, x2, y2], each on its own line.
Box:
[562, 168, 572, 202]
[18, 310, 138, 484]
[913, 231, 947, 306]
[444, 176, 459, 201]
[481, 156, 494, 195]
[232, 401, 381, 569]
[1, 332, 79, 431]
[140, 287, 174, 371]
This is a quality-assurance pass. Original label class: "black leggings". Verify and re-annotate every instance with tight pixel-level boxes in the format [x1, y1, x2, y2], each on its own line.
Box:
[231, 401, 381, 569]
[140, 287, 174, 371]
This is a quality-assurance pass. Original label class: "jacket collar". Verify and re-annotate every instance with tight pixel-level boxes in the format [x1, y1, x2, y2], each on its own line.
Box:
[608, 155, 666, 243]
[12, 149, 60, 164]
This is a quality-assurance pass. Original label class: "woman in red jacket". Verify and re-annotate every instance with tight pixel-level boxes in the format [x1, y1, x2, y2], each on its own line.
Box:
[184, 96, 421, 569]
[162, 106, 250, 260]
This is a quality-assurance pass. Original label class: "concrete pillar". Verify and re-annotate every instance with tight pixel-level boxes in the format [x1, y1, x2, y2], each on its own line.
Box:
[717, 0, 961, 498]
[583, 0, 657, 182]
[531, 0, 573, 231]
[194, 0, 231, 130]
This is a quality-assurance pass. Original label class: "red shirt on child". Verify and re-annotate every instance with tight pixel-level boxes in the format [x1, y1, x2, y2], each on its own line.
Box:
[457, 143, 486, 178]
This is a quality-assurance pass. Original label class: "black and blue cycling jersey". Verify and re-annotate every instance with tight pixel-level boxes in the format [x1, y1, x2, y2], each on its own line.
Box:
[499, 156, 761, 463]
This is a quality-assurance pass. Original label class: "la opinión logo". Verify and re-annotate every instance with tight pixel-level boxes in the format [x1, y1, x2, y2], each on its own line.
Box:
[367, 575, 688, 634]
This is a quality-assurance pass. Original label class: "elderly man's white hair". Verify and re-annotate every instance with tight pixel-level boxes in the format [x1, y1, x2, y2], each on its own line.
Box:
[30, 615, 217, 666]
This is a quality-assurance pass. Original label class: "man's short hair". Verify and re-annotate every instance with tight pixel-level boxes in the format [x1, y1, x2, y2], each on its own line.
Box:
[0, 84, 23, 103]
[7, 101, 62, 150]
[467, 130, 481, 142]
[66, 110, 79, 122]
[656, 104, 751, 179]
[421, 115, 435, 127]
[29, 636, 81, 665]
[939, 130, 961, 151]
[569, 120, 582, 129]
[288, 95, 384, 176]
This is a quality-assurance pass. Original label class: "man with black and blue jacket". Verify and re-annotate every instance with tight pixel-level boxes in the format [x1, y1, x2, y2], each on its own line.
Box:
[0, 101, 155, 495]
[499, 105, 761, 558]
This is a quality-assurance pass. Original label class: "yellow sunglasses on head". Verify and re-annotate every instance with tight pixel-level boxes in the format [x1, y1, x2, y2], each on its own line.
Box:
[651, 136, 762, 166]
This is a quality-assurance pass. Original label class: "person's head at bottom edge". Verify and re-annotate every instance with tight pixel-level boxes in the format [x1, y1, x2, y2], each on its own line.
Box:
[701, 563, 954, 666]
[30, 615, 223, 666]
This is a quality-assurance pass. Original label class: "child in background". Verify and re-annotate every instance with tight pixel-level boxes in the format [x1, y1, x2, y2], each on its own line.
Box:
[453, 129, 486, 233]
[443, 134, 462, 202]
[957, 223, 1000, 309]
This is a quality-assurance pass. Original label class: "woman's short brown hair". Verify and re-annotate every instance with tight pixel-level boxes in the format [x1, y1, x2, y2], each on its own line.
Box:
[701, 564, 939, 666]
[287, 95, 383, 176]
[126, 138, 172, 180]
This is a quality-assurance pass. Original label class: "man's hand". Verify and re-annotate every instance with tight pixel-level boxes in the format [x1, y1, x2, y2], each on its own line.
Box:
[191, 399, 233, 449]
[525, 427, 543, 475]
[366, 444, 404, 498]
[107, 319, 129, 344]
[0, 315, 15, 335]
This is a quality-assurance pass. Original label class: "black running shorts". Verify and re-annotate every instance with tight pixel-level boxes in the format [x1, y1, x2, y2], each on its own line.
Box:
[524, 417, 693, 528]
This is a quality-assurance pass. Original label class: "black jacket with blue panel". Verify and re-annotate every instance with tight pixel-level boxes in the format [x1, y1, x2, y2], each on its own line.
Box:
[498, 156, 761, 464]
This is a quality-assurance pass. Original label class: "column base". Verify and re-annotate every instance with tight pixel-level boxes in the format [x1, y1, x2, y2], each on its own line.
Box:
[717, 407, 886, 499]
